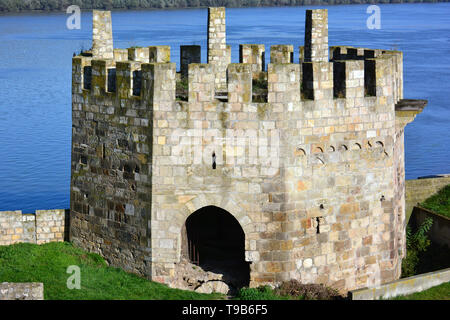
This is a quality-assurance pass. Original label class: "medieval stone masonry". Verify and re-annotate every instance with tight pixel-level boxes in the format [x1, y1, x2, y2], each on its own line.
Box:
[69, 7, 426, 293]
[0, 209, 68, 245]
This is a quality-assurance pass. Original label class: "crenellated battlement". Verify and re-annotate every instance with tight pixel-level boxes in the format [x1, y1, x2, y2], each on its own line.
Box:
[74, 49, 401, 107]
[74, 8, 404, 111]
[70, 7, 426, 294]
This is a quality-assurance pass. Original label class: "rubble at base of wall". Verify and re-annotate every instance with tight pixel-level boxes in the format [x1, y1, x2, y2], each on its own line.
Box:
[169, 258, 232, 295]
[0, 282, 44, 300]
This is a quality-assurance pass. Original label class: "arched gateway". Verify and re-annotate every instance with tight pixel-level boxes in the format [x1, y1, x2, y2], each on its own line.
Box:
[182, 206, 250, 290]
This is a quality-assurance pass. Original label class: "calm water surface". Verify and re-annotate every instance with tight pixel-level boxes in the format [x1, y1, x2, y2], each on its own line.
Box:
[0, 3, 449, 212]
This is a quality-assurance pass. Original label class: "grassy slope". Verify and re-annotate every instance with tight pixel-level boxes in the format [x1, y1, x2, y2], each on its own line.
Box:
[392, 281, 450, 300]
[0, 242, 223, 300]
[420, 184, 450, 218]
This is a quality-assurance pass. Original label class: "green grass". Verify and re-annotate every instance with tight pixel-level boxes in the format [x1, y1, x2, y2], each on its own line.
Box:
[0, 242, 224, 300]
[420, 184, 450, 218]
[392, 281, 450, 300]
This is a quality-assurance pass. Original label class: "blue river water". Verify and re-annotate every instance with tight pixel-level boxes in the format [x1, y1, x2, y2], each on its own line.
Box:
[0, 3, 449, 212]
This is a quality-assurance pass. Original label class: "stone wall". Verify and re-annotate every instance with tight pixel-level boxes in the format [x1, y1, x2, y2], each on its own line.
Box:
[149, 46, 171, 63]
[410, 206, 450, 247]
[71, 51, 160, 275]
[304, 9, 328, 62]
[92, 10, 113, 59]
[0, 209, 68, 246]
[69, 8, 424, 293]
[350, 267, 450, 300]
[405, 175, 450, 222]
[270, 45, 294, 64]
[207, 7, 227, 92]
[239, 44, 265, 77]
[0, 283, 44, 300]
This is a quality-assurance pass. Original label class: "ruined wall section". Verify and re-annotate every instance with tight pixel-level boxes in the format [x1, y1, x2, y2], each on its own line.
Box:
[70, 49, 174, 276]
[0, 209, 68, 245]
[71, 8, 409, 292]
[148, 46, 403, 290]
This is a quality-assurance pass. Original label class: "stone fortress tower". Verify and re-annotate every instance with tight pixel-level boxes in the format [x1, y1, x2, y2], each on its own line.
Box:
[70, 7, 426, 293]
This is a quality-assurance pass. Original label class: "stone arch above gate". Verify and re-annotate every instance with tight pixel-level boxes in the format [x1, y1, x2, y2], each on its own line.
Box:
[184, 206, 245, 264]
[170, 194, 255, 261]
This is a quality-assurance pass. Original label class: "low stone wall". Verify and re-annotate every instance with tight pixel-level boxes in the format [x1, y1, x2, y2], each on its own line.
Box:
[405, 175, 450, 222]
[411, 206, 450, 247]
[0, 282, 44, 300]
[0, 209, 69, 246]
[349, 268, 450, 300]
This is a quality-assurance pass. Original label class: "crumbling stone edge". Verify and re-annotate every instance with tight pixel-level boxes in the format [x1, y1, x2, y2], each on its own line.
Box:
[349, 267, 450, 300]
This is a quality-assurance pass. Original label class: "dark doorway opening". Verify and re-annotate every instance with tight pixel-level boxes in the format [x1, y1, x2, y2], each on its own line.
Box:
[184, 206, 250, 290]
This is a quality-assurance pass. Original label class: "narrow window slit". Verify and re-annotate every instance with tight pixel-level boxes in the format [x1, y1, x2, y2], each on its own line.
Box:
[316, 217, 321, 234]
[212, 152, 216, 169]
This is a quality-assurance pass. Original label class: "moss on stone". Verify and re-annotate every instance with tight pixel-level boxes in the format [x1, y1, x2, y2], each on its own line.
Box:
[257, 103, 269, 119]
[219, 110, 228, 127]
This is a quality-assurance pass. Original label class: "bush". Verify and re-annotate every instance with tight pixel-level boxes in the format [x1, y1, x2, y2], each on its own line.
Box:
[274, 280, 341, 300]
[236, 285, 289, 300]
[401, 217, 433, 278]
[236, 280, 344, 300]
